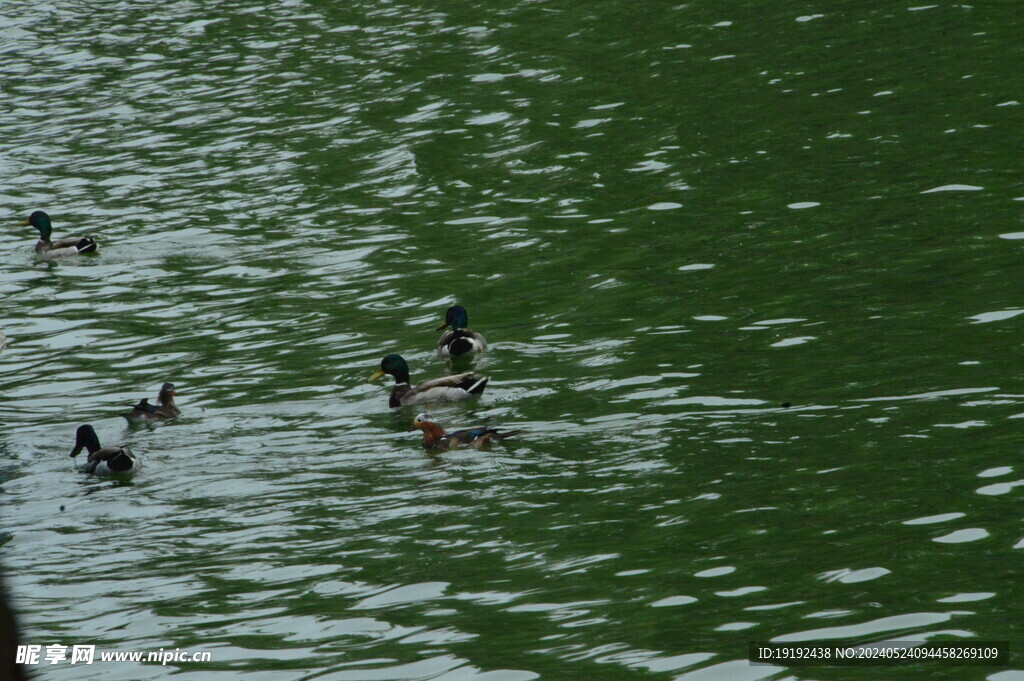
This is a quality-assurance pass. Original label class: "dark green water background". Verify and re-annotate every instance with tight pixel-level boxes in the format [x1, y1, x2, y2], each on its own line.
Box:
[2, 2, 1023, 680]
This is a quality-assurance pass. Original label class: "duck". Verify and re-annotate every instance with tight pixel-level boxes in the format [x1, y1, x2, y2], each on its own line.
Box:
[69, 425, 139, 475]
[122, 383, 180, 421]
[22, 210, 98, 259]
[436, 305, 487, 361]
[410, 412, 523, 451]
[369, 354, 488, 408]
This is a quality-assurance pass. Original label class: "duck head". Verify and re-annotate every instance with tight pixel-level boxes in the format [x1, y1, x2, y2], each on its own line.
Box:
[410, 412, 440, 432]
[437, 305, 469, 331]
[369, 354, 410, 384]
[158, 382, 177, 405]
[22, 211, 52, 241]
[70, 425, 101, 458]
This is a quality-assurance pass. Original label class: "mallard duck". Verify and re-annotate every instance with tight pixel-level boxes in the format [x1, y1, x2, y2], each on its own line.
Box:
[22, 210, 97, 259]
[436, 305, 487, 361]
[69, 425, 139, 475]
[122, 383, 180, 421]
[410, 412, 523, 451]
[369, 354, 488, 408]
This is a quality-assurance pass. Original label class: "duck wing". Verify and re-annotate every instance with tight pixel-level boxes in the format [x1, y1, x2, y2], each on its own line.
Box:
[134, 398, 159, 414]
[437, 330, 456, 349]
[438, 329, 487, 359]
[446, 426, 523, 447]
[403, 372, 489, 404]
[86, 446, 129, 464]
[411, 372, 477, 393]
[124, 398, 171, 420]
[51, 236, 97, 253]
[444, 427, 497, 446]
[37, 243, 82, 259]
[85, 446, 136, 474]
[38, 236, 97, 259]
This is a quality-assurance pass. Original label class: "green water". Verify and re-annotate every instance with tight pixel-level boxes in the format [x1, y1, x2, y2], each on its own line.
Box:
[2, 2, 1023, 680]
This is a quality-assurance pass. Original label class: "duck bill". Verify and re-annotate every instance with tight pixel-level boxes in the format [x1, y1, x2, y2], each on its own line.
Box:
[368, 369, 386, 382]
[435, 320, 450, 330]
[70, 444, 83, 458]
[19, 218, 30, 226]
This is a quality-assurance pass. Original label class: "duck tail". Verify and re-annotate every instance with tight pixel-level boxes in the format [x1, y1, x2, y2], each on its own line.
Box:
[467, 376, 489, 396]
[77, 237, 97, 254]
[495, 429, 525, 441]
[449, 337, 474, 356]
[108, 452, 135, 473]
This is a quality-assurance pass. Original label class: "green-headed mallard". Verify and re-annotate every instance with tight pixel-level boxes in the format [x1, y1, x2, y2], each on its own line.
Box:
[70, 425, 139, 475]
[410, 412, 523, 451]
[369, 354, 488, 408]
[436, 305, 487, 361]
[23, 211, 97, 259]
[123, 383, 180, 421]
